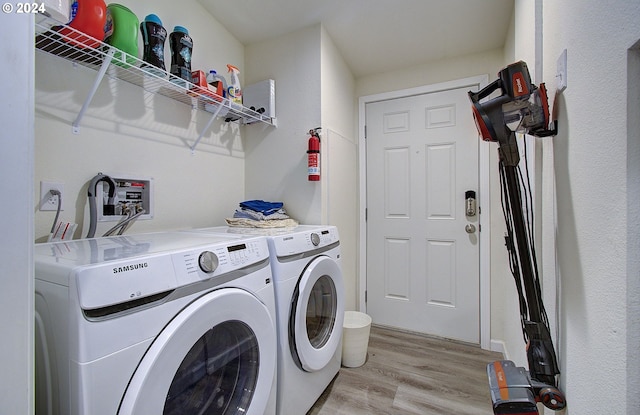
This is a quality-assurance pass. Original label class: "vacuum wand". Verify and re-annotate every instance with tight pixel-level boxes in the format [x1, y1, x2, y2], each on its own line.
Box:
[501, 158, 559, 386]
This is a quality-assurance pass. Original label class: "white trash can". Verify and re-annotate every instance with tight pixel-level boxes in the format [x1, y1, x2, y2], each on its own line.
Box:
[341, 311, 372, 368]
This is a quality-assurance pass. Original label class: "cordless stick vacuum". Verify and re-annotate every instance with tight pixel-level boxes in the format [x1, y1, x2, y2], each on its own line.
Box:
[468, 61, 566, 413]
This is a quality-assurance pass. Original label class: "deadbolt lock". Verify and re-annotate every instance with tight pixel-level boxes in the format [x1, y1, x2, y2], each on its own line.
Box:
[465, 190, 477, 217]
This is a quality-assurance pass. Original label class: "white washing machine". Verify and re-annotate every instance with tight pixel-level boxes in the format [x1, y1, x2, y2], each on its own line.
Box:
[34, 231, 278, 415]
[186, 225, 345, 415]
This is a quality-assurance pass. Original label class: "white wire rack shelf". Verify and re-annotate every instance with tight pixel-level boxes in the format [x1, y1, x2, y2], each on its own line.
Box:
[34, 16, 275, 152]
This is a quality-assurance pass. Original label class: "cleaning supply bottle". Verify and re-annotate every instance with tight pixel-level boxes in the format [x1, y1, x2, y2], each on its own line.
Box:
[227, 64, 242, 107]
[60, 0, 107, 48]
[204, 70, 229, 117]
[169, 26, 193, 87]
[206, 70, 227, 100]
[140, 14, 167, 77]
[104, 4, 138, 68]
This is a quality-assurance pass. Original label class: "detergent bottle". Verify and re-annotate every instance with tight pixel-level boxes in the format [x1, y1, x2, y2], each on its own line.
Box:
[104, 4, 138, 68]
[227, 64, 242, 107]
[169, 26, 193, 87]
[140, 14, 167, 76]
[60, 0, 107, 48]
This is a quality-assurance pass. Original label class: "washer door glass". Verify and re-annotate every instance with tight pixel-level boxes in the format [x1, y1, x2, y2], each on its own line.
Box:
[291, 255, 344, 372]
[118, 288, 276, 415]
[164, 321, 258, 414]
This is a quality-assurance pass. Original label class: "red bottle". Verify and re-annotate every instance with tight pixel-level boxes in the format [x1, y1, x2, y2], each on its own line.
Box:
[60, 0, 107, 48]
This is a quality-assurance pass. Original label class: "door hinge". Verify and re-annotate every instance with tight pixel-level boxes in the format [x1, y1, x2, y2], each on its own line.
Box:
[364, 125, 367, 139]
[365, 208, 368, 221]
[365, 290, 367, 303]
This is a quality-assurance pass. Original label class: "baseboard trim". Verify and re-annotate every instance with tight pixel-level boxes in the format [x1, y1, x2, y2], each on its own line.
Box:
[490, 339, 508, 359]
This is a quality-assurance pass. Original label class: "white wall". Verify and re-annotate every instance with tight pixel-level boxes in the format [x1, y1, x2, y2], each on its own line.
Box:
[356, 48, 504, 98]
[0, 12, 34, 415]
[320, 27, 358, 310]
[34, 0, 247, 240]
[539, 1, 640, 413]
[244, 25, 358, 310]
[244, 25, 323, 225]
[627, 39, 640, 414]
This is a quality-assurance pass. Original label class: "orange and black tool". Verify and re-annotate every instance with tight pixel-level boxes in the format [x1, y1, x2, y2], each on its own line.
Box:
[468, 62, 565, 413]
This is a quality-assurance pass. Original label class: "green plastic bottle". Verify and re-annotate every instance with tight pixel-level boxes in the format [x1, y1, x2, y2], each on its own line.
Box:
[104, 4, 139, 68]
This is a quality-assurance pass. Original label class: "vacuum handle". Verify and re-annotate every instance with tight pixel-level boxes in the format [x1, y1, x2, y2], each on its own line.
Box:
[468, 78, 502, 104]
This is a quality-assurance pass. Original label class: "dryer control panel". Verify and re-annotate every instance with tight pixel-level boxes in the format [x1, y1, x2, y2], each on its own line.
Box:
[271, 226, 339, 257]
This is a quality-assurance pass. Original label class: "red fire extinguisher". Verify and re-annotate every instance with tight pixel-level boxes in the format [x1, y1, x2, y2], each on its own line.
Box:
[307, 128, 321, 181]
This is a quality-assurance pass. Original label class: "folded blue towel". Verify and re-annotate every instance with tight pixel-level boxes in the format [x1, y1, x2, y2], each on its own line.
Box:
[239, 200, 284, 215]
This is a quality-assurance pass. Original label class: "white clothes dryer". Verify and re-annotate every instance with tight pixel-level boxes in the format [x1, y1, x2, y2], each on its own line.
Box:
[34, 232, 277, 415]
[186, 225, 345, 415]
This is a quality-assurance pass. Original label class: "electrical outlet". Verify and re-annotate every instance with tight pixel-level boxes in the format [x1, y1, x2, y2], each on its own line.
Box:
[40, 181, 64, 211]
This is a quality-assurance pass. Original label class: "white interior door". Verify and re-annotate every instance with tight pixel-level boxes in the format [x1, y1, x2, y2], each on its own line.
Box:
[365, 85, 480, 343]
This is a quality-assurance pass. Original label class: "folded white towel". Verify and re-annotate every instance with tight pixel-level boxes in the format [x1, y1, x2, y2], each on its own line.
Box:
[233, 208, 291, 221]
[225, 217, 299, 228]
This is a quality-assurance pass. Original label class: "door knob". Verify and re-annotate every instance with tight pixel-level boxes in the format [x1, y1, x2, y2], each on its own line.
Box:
[465, 224, 476, 234]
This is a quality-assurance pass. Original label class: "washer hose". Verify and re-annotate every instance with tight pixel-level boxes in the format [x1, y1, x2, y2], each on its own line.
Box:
[102, 208, 146, 237]
[86, 173, 116, 238]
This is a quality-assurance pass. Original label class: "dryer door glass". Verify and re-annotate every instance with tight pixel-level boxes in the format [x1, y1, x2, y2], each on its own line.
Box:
[306, 275, 337, 348]
[291, 255, 345, 372]
[164, 321, 259, 415]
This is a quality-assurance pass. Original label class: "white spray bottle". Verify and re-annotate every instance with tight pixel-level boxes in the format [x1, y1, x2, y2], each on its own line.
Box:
[227, 64, 242, 108]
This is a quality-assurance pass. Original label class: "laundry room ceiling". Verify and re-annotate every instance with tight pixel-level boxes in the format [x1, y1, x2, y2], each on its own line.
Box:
[197, 0, 514, 77]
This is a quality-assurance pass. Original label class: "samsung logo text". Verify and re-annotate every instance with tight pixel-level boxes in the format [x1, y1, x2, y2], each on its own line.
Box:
[113, 263, 148, 274]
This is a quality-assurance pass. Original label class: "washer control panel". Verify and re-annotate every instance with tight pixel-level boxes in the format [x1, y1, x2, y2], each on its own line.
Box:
[174, 237, 269, 284]
[38, 232, 269, 312]
[198, 251, 219, 273]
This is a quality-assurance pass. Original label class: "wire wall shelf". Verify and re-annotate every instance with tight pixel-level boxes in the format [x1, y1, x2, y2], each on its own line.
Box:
[35, 16, 275, 152]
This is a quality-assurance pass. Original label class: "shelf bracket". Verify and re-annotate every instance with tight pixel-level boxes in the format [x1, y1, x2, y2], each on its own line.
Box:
[72, 48, 115, 134]
[190, 103, 224, 154]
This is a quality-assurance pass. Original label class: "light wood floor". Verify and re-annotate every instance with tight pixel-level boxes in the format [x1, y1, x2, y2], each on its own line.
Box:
[308, 326, 503, 415]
